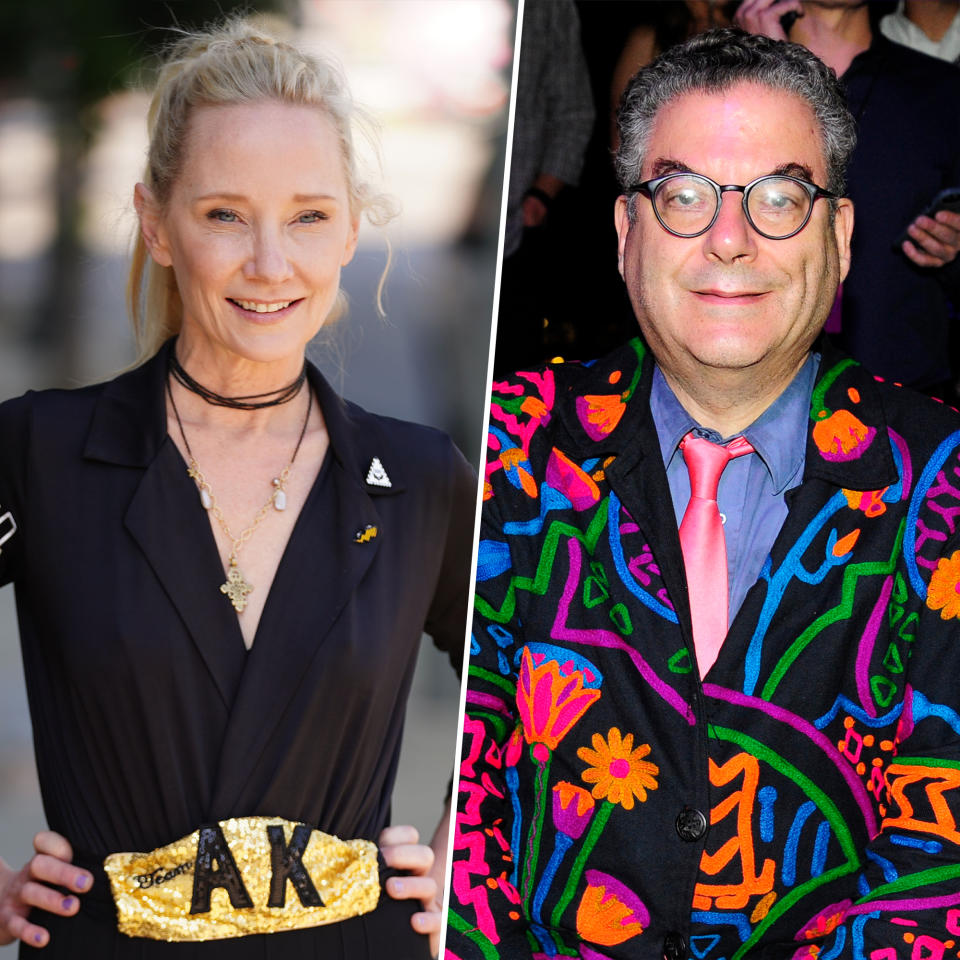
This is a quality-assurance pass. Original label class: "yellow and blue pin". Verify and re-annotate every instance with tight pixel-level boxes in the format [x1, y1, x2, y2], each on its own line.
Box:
[354, 524, 378, 544]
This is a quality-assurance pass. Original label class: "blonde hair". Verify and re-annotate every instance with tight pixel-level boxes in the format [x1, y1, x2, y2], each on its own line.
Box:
[128, 16, 395, 365]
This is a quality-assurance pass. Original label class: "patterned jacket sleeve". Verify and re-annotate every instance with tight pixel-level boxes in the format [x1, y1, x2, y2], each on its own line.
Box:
[446, 371, 559, 959]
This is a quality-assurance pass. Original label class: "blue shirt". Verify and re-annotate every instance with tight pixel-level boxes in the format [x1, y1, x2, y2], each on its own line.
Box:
[650, 354, 818, 625]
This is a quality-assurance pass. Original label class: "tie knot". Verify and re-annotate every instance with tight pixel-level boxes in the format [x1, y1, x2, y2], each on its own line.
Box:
[681, 433, 753, 500]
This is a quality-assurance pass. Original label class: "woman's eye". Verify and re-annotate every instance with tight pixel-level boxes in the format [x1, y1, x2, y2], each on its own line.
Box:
[207, 209, 239, 223]
[297, 211, 329, 224]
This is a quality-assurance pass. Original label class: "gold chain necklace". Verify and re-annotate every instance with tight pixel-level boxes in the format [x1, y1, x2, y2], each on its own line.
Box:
[166, 377, 312, 613]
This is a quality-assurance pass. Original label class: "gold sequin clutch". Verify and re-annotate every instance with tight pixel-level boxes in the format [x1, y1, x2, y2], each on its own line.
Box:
[103, 816, 379, 941]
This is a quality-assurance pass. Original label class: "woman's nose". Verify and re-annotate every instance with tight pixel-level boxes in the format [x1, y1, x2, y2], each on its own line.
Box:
[244, 229, 294, 283]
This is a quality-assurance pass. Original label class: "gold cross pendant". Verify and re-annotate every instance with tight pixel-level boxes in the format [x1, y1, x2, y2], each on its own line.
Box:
[220, 562, 253, 613]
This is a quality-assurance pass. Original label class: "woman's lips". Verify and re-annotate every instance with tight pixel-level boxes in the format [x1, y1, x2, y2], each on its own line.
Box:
[227, 297, 303, 319]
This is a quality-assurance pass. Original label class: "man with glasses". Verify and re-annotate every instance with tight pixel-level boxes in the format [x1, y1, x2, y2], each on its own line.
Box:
[449, 28, 960, 960]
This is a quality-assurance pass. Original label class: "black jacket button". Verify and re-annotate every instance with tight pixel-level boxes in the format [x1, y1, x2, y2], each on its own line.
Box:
[663, 931, 687, 959]
[676, 806, 708, 842]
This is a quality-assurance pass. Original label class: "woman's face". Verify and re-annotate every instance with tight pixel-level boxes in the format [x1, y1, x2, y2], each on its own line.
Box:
[141, 100, 359, 366]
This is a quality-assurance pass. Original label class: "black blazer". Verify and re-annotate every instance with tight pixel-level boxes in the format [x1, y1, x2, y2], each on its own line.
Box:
[0, 340, 476, 867]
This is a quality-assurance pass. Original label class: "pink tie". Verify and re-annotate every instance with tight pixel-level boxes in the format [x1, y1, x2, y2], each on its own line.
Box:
[678, 432, 754, 678]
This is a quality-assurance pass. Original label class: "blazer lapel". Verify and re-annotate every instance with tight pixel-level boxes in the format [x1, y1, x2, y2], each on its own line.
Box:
[209, 366, 398, 815]
[123, 439, 247, 708]
[85, 341, 246, 708]
[555, 342, 694, 645]
[605, 443, 693, 644]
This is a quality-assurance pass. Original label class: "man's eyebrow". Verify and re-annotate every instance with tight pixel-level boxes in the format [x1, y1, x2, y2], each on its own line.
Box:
[649, 158, 692, 178]
[646, 159, 817, 183]
[772, 162, 815, 180]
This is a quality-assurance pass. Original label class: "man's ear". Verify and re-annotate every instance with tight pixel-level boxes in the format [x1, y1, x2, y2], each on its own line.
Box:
[833, 197, 854, 283]
[614, 194, 631, 278]
[133, 183, 173, 267]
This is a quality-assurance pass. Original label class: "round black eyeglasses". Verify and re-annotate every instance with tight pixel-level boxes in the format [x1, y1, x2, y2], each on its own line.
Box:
[628, 173, 838, 240]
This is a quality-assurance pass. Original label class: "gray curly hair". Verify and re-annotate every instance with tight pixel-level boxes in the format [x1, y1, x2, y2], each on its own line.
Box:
[615, 28, 856, 219]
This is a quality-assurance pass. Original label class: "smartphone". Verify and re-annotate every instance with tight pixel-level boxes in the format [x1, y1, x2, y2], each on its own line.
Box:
[895, 186, 960, 249]
[780, 10, 800, 34]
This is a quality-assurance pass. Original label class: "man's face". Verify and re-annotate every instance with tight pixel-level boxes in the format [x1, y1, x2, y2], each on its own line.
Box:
[614, 83, 853, 393]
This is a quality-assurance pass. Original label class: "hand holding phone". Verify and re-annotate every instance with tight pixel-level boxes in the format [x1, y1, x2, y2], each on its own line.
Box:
[899, 187, 960, 267]
[897, 187, 960, 267]
[733, 0, 804, 41]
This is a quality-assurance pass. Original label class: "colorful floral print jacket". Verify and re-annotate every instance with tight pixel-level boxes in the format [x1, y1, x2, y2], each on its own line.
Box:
[447, 339, 960, 960]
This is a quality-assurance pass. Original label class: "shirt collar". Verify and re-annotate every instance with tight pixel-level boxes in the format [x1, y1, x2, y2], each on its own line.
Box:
[83, 338, 404, 493]
[650, 353, 819, 495]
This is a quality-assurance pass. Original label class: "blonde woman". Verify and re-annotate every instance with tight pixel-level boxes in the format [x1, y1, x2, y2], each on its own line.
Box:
[0, 19, 474, 958]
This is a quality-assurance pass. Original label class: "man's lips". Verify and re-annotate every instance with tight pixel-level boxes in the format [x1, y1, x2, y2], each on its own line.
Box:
[692, 289, 769, 304]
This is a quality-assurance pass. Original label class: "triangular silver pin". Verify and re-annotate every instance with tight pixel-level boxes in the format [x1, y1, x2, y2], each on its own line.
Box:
[365, 456, 392, 488]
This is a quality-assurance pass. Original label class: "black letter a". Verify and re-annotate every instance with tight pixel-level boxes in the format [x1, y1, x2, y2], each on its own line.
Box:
[190, 825, 254, 914]
[267, 824, 324, 908]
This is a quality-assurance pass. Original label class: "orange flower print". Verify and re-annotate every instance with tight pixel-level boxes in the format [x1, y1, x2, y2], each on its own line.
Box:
[551, 781, 595, 839]
[578, 728, 659, 810]
[499, 446, 538, 498]
[576, 870, 649, 946]
[926, 550, 960, 620]
[576, 394, 626, 441]
[516, 647, 601, 754]
[812, 409, 876, 462]
[843, 487, 888, 518]
[795, 900, 851, 941]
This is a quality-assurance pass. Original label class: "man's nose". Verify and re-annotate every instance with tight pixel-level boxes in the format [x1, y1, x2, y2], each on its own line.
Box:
[701, 190, 757, 262]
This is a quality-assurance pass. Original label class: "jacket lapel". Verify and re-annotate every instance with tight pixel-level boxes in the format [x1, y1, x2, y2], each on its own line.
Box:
[123, 440, 248, 707]
[549, 339, 901, 664]
[554, 341, 695, 644]
[209, 366, 401, 815]
[85, 342, 246, 708]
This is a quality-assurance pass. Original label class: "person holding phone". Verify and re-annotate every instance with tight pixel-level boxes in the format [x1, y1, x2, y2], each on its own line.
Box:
[736, 0, 960, 401]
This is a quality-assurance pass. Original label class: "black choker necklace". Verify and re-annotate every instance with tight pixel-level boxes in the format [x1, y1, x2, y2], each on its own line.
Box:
[168, 350, 307, 410]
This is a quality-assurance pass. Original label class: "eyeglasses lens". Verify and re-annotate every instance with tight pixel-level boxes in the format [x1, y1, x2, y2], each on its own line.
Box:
[654, 176, 715, 236]
[654, 175, 813, 239]
[746, 178, 812, 238]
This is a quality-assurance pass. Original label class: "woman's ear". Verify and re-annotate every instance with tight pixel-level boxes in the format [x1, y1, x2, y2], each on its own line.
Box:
[133, 183, 173, 267]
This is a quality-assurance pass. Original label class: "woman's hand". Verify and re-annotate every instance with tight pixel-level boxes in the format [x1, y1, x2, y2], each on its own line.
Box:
[379, 824, 442, 957]
[0, 832, 92, 948]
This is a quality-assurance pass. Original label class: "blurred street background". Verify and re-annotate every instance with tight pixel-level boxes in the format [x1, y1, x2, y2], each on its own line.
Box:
[0, 0, 512, 888]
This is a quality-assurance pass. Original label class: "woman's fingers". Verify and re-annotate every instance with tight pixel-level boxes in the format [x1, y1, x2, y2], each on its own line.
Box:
[379, 824, 442, 954]
[379, 825, 434, 874]
[411, 909, 442, 958]
[377, 824, 419, 848]
[29, 831, 91, 895]
[28, 854, 91, 895]
[18, 881, 81, 917]
[384, 874, 437, 902]
[0, 832, 91, 948]
[31, 832, 72, 863]
[2, 910, 51, 949]
[380, 842, 434, 874]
